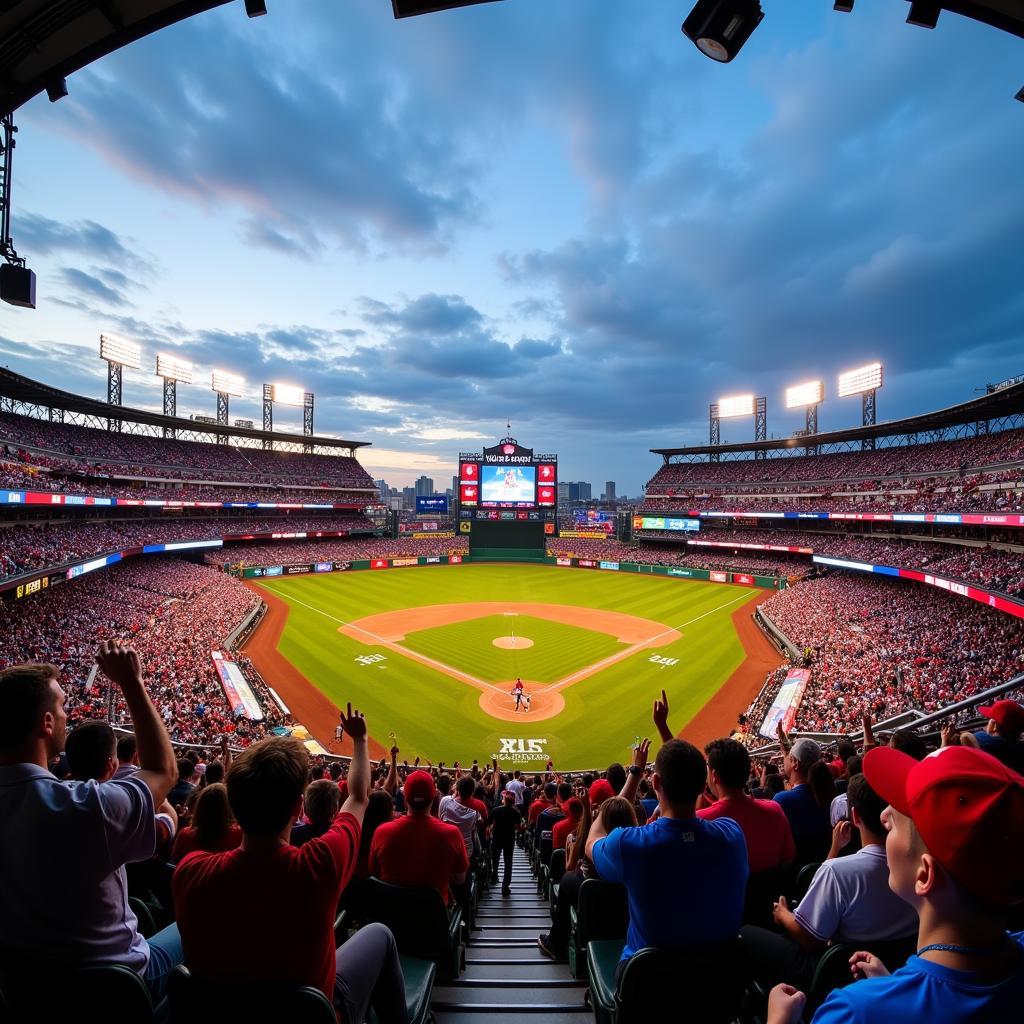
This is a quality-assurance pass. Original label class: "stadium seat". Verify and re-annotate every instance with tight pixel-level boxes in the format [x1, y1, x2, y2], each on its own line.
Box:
[535, 834, 553, 895]
[547, 847, 567, 917]
[129, 896, 158, 939]
[359, 878, 465, 979]
[368, 955, 437, 1024]
[567, 879, 630, 980]
[0, 953, 165, 1024]
[167, 964, 335, 1024]
[790, 862, 821, 905]
[743, 863, 796, 928]
[803, 935, 916, 1016]
[587, 939, 751, 1024]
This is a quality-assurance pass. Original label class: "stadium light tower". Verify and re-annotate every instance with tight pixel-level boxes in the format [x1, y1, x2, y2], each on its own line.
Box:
[211, 369, 244, 444]
[263, 382, 312, 452]
[785, 380, 825, 452]
[710, 393, 768, 460]
[99, 333, 142, 433]
[156, 353, 193, 439]
[837, 362, 883, 450]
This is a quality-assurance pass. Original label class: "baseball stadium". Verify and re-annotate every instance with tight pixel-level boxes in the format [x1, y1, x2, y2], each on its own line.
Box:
[0, 3, 1022, 1024]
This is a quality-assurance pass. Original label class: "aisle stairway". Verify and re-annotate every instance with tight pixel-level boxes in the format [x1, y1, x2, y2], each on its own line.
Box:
[431, 845, 590, 1024]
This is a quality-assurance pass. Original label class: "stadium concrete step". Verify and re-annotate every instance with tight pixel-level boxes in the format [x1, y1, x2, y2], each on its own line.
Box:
[432, 846, 592, 1023]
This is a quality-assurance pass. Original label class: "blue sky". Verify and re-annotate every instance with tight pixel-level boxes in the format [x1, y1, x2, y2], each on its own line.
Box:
[0, 0, 1021, 494]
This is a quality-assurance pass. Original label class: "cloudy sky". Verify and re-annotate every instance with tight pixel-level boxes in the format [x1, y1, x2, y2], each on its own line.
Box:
[0, 0, 1021, 495]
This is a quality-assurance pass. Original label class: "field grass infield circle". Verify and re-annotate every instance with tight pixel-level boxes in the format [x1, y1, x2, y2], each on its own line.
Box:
[245, 562, 777, 769]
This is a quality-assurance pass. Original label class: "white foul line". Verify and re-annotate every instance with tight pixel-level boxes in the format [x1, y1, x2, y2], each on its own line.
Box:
[257, 582, 507, 694]
[533, 589, 755, 695]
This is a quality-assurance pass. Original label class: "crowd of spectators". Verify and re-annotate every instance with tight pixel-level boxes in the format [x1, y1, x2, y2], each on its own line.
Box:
[0, 457, 374, 504]
[2, 657, 1021, 1023]
[644, 428, 1024, 491]
[754, 573, 1024, 733]
[0, 558, 284, 747]
[0, 411, 377, 487]
[205, 534, 468, 567]
[0, 513, 375, 580]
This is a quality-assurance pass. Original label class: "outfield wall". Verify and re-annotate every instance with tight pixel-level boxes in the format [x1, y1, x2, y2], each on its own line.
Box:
[237, 554, 785, 590]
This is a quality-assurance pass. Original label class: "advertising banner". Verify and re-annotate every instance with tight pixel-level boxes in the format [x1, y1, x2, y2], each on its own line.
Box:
[710, 570, 729, 583]
[733, 573, 755, 585]
[633, 516, 701, 532]
[285, 564, 311, 574]
[392, 558, 418, 567]
[211, 651, 264, 721]
[578, 559, 597, 568]
[560, 531, 612, 539]
[759, 668, 811, 740]
[371, 559, 389, 569]
[450, 555, 463, 563]
[314, 562, 333, 572]
[600, 561, 620, 571]
[425, 556, 441, 564]
[556, 557, 572, 567]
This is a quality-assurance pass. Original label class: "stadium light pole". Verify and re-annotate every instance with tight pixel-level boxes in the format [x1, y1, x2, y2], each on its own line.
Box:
[156, 353, 193, 440]
[837, 362, 883, 450]
[263, 382, 307, 452]
[785, 380, 825, 455]
[99, 334, 142, 433]
[211, 369, 244, 445]
[713, 394, 768, 459]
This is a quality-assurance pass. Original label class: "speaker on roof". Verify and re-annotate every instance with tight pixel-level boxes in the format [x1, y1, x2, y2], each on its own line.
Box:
[0, 264, 36, 308]
[392, 0, 502, 17]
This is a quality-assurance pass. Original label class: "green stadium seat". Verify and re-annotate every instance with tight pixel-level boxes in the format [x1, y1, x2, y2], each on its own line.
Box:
[359, 877, 465, 979]
[567, 878, 629, 980]
[790, 861, 821, 905]
[167, 964, 335, 1024]
[804, 935, 916, 1016]
[588, 938, 752, 1024]
[368, 955, 437, 1024]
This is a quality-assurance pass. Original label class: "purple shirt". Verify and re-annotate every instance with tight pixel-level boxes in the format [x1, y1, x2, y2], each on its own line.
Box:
[0, 763, 156, 970]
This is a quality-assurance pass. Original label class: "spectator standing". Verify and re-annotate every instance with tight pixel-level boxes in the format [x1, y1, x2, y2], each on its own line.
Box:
[775, 739, 833, 865]
[172, 783, 241, 859]
[489, 789, 522, 896]
[173, 706, 408, 1023]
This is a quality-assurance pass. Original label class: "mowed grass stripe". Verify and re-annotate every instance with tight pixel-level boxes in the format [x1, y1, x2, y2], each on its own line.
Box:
[402, 615, 624, 684]
[255, 564, 757, 767]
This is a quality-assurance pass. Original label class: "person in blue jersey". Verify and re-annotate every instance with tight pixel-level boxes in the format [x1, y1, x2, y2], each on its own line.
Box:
[585, 735, 748, 978]
[766, 745, 1024, 1024]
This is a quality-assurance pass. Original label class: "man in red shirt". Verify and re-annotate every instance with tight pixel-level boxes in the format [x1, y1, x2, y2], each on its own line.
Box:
[698, 738, 796, 874]
[173, 704, 408, 1024]
[551, 797, 583, 851]
[370, 770, 469, 904]
[528, 781, 557, 825]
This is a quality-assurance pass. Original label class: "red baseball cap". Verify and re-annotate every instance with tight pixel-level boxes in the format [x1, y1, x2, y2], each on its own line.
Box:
[589, 779, 615, 805]
[864, 745, 1024, 907]
[403, 770, 436, 806]
[979, 699, 1024, 733]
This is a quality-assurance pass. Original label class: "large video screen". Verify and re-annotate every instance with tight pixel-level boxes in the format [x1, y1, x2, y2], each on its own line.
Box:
[481, 465, 536, 504]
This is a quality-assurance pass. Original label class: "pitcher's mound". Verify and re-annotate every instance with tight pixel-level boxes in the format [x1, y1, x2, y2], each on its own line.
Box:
[480, 686, 565, 722]
[493, 636, 534, 650]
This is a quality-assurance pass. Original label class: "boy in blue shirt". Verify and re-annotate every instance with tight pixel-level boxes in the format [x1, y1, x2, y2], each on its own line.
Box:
[767, 745, 1024, 1024]
[586, 736, 748, 972]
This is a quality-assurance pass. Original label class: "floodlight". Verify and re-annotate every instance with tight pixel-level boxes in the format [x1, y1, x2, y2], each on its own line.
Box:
[272, 382, 305, 406]
[211, 369, 245, 397]
[837, 362, 883, 397]
[682, 0, 764, 64]
[906, 2, 940, 28]
[392, 1, 503, 18]
[785, 381, 824, 409]
[717, 394, 756, 418]
[156, 353, 194, 384]
[100, 334, 142, 369]
[244, 0, 268, 17]
[45, 78, 68, 103]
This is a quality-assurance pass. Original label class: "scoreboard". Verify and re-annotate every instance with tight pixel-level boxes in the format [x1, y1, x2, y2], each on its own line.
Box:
[458, 437, 557, 536]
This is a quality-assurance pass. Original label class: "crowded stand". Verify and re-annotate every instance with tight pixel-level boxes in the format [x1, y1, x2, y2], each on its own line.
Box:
[2, 647, 1022, 1024]
[0, 514, 376, 580]
[0, 411, 377, 487]
[753, 573, 1024, 733]
[0, 558, 284, 747]
[205, 534, 469, 567]
[645, 428, 1024, 489]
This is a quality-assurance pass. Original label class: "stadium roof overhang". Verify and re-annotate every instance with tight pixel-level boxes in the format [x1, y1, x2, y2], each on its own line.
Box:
[1, 1, 1023, 118]
[0, 367, 371, 450]
[651, 379, 1024, 459]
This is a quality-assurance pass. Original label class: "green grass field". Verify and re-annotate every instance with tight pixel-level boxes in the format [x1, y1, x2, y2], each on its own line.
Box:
[254, 563, 757, 768]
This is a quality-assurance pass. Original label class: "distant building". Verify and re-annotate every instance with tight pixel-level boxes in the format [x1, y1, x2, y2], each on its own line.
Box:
[605, 481, 616, 501]
[557, 482, 570, 504]
[566, 481, 591, 502]
[402, 486, 416, 508]
[375, 478, 389, 501]
[415, 476, 434, 497]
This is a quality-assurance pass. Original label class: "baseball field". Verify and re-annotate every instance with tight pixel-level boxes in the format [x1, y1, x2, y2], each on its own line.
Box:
[245, 563, 777, 768]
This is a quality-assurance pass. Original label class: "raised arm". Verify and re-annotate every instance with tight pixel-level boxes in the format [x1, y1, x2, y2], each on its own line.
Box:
[96, 641, 176, 805]
[652, 689, 673, 744]
[339, 703, 370, 824]
[619, 738, 650, 804]
[383, 744, 399, 796]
